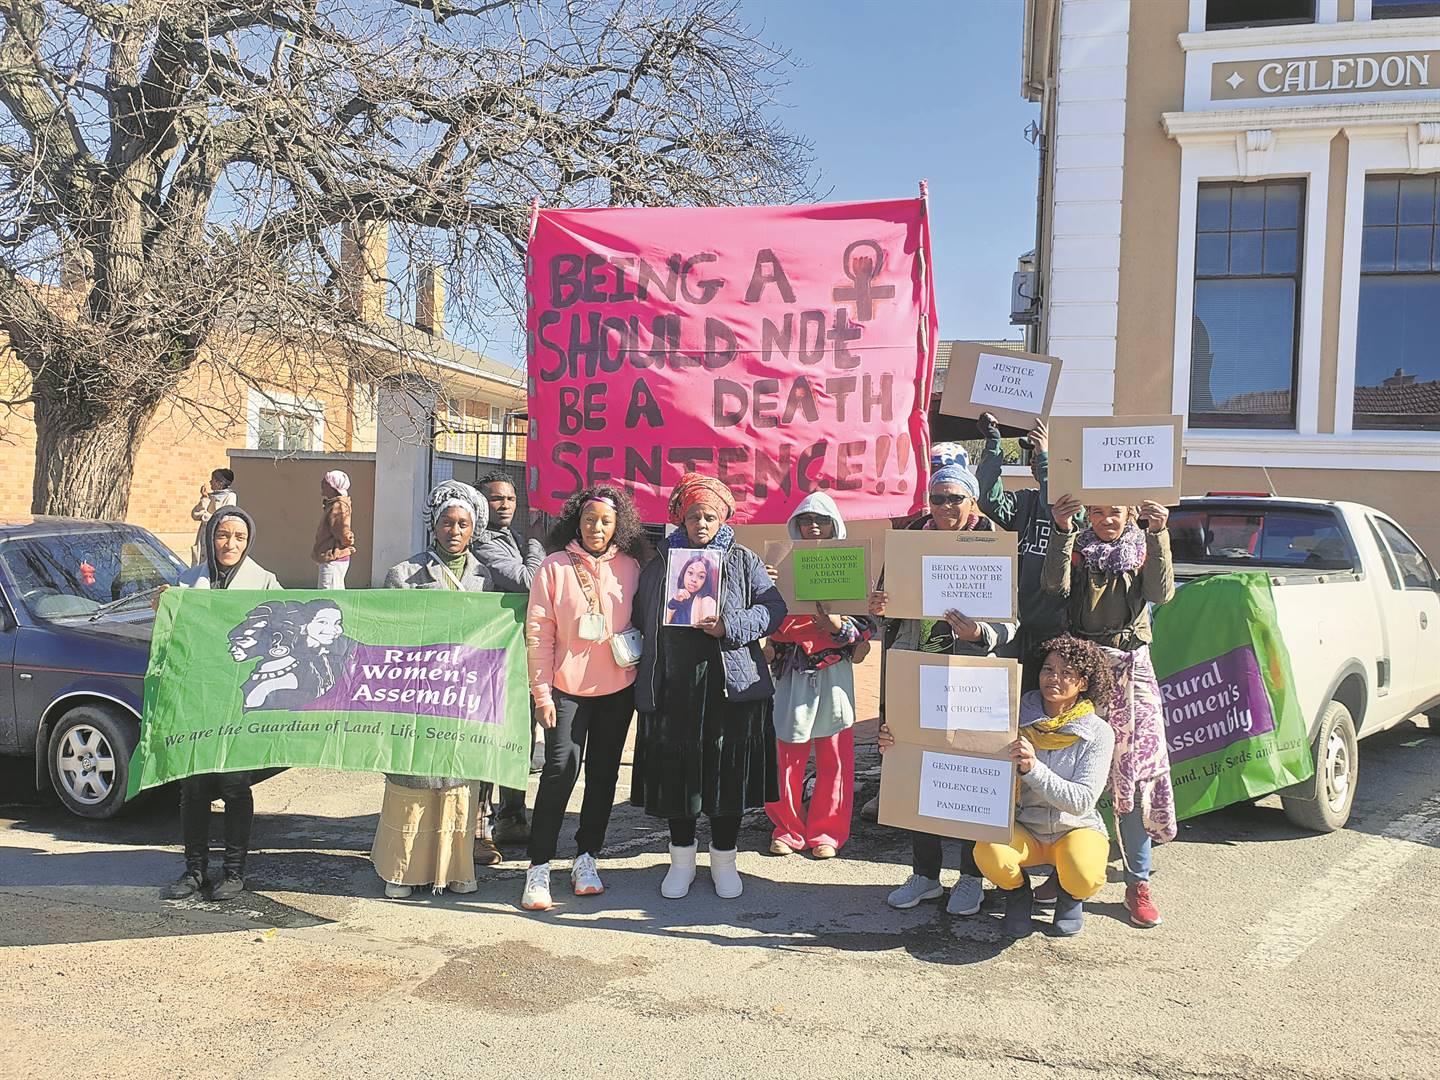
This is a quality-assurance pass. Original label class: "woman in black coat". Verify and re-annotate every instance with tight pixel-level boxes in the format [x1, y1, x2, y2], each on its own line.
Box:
[631, 473, 787, 900]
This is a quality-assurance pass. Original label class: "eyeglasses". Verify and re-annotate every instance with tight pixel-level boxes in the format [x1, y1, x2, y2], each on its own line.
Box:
[794, 514, 831, 528]
[928, 494, 973, 508]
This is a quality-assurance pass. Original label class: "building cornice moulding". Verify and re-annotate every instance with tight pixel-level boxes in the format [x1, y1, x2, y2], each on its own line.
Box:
[1179, 18, 1440, 54]
[1163, 99, 1440, 139]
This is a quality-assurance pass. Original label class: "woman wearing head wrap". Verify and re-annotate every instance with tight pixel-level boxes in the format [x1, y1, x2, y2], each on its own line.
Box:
[869, 462, 1018, 918]
[631, 473, 787, 900]
[313, 470, 356, 589]
[162, 506, 281, 904]
[762, 493, 876, 861]
[1044, 494, 1177, 930]
[371, 481, 493, 899]
[518, 485, 648, 911]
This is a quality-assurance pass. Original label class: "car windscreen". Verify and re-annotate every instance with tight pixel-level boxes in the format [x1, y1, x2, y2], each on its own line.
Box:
[1168, 506, 1356, 571]
[0, 527, 185, 620]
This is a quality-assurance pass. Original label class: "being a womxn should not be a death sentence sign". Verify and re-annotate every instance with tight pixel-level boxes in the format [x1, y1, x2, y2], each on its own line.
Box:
[525, 198, 938, 524]
[126, 589, 532, 796]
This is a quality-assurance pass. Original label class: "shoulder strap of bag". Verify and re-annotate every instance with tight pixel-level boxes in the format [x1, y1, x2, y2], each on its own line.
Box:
[566, 551, 599, 613]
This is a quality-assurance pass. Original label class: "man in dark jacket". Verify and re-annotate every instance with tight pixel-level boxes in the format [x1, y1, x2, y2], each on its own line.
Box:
[975, 413, 1066, 692]
[470, 471, 546, 851]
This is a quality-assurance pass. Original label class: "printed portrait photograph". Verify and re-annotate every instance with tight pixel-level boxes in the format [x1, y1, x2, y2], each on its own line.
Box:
[664, 549, 722, 627]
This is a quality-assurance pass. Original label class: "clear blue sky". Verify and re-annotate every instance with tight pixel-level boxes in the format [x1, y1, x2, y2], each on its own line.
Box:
[746, 0, 1040, 344]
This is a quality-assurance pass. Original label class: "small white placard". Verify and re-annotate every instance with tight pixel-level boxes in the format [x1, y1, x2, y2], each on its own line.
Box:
[969, 352, 1052, 415]
[1081, 424, 1176, 491]
[917, 751, 1013, 829]
[918, 663, 1012, 732]
[920, 556, 1012, 619]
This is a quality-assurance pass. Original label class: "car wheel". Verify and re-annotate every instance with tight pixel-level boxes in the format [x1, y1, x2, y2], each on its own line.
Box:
[1281, 700, 1358, 834]
[47, 705, 138, 819]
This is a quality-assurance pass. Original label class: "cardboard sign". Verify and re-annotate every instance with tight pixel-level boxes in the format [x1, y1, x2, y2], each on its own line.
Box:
[938, 342, 1061, 429]
[1048, 414, 1184, 505]
[880, 529, 1018, 621]
[879, 651, 1019, 843]
[526, 199, 937, 523]
[761, 538, 874, 615]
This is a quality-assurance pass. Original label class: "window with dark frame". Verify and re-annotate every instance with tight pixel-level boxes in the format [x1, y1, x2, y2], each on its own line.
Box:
[1189, 180, 1305, 429]
[1205, 0, 1315, 30]
[1371, 0, 1440, 19]
[1356, 175, 1440, 431]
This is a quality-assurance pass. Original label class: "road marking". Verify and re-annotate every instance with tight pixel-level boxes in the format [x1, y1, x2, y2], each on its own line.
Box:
[1245, 794, 1440, 971]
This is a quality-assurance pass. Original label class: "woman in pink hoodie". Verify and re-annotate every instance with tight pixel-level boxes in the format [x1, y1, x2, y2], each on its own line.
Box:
[521, 484, 650, 911]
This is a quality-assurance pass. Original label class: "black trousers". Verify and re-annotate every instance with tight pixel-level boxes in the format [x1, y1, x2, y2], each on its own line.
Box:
[527, 686, 635, 865]
[180, 772, 253, 876]
[669, 814, 741, 851]
[911, 832, 979, 880]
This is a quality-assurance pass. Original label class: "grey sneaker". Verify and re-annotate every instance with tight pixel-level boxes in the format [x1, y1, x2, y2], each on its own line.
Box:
[887, 874, 944, 910]
[946, 875, 984, 916]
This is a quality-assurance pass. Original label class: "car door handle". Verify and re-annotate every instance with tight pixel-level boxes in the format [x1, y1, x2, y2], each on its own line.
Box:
[1424, 612, 1430, 630]
[17, 672, 31, 679]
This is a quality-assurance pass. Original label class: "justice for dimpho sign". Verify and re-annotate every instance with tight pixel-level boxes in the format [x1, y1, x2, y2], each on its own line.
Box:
[1081, 425, 1175, 490]
[1048, 414, 1184, 505]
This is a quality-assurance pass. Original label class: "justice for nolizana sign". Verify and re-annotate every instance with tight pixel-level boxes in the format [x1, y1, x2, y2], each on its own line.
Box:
[126, 589, 531, 795]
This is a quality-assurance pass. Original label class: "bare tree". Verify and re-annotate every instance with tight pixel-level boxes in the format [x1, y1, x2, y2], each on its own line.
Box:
[0, 0, 812, 519]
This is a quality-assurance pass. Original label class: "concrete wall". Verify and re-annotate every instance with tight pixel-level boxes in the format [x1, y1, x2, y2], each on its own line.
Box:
[227, 452, 377, 589]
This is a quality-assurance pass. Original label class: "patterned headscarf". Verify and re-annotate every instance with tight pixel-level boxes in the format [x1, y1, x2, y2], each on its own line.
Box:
[425, 480, 487, 533]
[667, 472, 736, 526]
[928, 463, 980, 499]
[323, 470, 351, 496]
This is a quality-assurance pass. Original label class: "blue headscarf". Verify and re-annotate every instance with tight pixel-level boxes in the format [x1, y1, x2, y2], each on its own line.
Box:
[929, 463, 979, 499]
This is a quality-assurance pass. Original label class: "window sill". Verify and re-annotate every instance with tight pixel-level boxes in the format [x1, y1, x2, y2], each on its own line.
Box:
[1183, 430, 1440, 470]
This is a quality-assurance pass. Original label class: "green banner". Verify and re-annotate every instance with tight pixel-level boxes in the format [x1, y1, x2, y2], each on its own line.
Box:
[127, 589, 531, 796]
[793, 545, 868, 601]
[1148, 571, 1314, 820]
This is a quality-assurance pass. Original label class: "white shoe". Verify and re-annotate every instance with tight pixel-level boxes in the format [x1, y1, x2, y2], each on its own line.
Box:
[709, 846, 743, 899]
[448, 879, 478, 895]
[572, 853, 604, 896]
[661, 844, 697, 898]
[886, 874, 943, 910]
[384, 882, 413, 899]
[521, 863, 553, 911]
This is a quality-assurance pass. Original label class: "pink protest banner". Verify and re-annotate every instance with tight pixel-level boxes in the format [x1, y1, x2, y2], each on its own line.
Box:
[525, 197, 937, 523]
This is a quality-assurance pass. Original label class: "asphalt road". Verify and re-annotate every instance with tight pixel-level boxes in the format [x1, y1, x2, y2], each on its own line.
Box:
[2, 716, 1438, 1080]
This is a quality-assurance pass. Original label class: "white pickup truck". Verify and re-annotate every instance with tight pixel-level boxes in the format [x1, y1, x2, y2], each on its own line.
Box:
[1168, 495, 1440, 832]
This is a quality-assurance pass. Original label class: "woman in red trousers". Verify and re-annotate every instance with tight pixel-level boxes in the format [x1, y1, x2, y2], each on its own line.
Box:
[763, 494, 875, 859]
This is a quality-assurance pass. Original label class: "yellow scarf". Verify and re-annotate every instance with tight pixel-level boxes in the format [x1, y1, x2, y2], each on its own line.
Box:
[1021, 699, 1095, 750]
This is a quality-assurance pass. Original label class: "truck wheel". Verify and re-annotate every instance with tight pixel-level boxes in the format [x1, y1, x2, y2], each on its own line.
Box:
[1281, 700, 1358, 834]
[46, 705, 137, 819]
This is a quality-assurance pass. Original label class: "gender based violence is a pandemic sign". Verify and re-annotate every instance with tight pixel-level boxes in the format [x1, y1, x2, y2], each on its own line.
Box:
[526, 198, 938, 523]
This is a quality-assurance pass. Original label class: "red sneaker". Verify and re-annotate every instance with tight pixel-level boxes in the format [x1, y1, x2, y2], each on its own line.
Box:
[1125, 882, 1162, 928]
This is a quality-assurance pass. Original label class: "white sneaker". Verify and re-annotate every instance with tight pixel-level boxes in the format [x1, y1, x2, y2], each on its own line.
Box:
[886, 873, 943, 910]
[384, 882, 413, 899]
[572, 853, 604, 896]
[946, 875, 984, 916]
[521, 863, 553, 911]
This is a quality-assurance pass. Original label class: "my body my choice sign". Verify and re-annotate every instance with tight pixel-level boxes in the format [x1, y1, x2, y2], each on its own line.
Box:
[127, 589, 532, 795]
[526, 198, 938, 523]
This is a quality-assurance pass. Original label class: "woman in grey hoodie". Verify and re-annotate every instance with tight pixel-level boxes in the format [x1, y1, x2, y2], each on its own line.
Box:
[974, 634, 1116, 938]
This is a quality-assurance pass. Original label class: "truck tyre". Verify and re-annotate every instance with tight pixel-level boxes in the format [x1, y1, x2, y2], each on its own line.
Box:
[46, 704, 138, 820]
[1281, 700, 1358, 834]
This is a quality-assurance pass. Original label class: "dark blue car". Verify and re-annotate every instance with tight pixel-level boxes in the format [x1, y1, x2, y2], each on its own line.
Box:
[0, 518, 185, 817]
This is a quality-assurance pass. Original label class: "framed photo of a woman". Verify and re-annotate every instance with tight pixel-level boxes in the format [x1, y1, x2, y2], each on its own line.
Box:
[664, 549, 722, 627]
